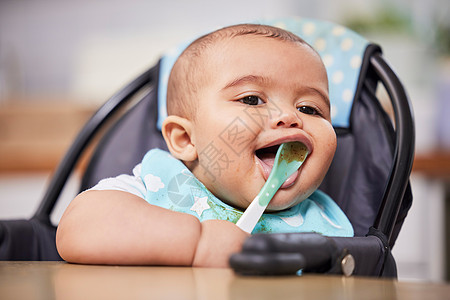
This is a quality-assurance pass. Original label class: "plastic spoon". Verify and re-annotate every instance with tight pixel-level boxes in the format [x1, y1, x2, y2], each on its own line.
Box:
[236, 141, 309, 233]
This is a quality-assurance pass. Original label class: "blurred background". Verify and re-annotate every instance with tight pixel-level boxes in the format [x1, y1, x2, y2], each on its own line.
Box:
[1, 0, 449, 282]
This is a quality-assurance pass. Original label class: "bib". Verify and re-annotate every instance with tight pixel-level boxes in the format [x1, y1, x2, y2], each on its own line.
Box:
[140, 149, 353, 236]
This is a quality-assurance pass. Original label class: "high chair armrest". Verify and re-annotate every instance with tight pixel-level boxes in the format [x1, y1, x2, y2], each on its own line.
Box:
[230, 233, 336, 276]
[229, 232, 392, 277]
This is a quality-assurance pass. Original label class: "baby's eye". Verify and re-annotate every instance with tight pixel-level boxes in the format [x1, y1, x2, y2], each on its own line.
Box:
[297, 106, 320, 116]
[239, 96, 265, 106]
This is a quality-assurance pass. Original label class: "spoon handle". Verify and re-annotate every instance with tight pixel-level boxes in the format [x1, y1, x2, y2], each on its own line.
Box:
[236, 177, 281, 233]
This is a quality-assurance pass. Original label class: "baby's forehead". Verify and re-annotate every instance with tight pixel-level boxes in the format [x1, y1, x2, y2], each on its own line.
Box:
[186, 34, 312, 72]
[178, 34, 323, 89]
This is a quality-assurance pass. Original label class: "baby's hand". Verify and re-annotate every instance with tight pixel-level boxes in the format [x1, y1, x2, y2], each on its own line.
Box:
[192, 219, 250, 268]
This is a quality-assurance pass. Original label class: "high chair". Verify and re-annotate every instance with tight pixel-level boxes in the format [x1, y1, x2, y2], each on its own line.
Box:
[0, 17, 414, 277]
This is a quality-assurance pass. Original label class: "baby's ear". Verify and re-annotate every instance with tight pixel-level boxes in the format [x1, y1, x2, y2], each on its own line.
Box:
[161, 116, 198, 162]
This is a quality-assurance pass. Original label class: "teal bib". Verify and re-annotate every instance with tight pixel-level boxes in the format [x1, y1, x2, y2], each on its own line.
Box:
[140, 149, 353, 236]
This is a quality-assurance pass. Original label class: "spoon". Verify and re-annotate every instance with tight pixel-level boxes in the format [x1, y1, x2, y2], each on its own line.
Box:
[236, 141, 309, 233]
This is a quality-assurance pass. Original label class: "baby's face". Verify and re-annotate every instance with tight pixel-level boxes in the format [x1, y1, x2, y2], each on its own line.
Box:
[189, 35, 336, 211]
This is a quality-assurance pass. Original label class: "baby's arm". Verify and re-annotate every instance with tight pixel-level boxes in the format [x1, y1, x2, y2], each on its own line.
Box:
[56, 190, 248, 267]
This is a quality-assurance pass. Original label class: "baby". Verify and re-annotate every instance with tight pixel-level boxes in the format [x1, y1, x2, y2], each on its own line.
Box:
[56, 24, 353, 268]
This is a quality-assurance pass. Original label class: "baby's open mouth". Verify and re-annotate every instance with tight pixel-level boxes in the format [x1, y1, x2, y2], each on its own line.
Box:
[255, 144, 302, 188]
[255, 145, 279, 166]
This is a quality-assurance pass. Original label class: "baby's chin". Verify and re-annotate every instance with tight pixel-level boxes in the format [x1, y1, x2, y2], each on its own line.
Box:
[265, 202, 299, 212]
[220, 186, 306, 212]
[264, 193, 306, 212]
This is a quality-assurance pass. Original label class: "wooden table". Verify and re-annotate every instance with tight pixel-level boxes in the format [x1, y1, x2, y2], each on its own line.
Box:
[0, 262, 449, 300]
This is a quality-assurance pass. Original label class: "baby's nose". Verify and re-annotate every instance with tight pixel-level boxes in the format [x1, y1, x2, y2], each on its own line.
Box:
[270, 110, 302, 129]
